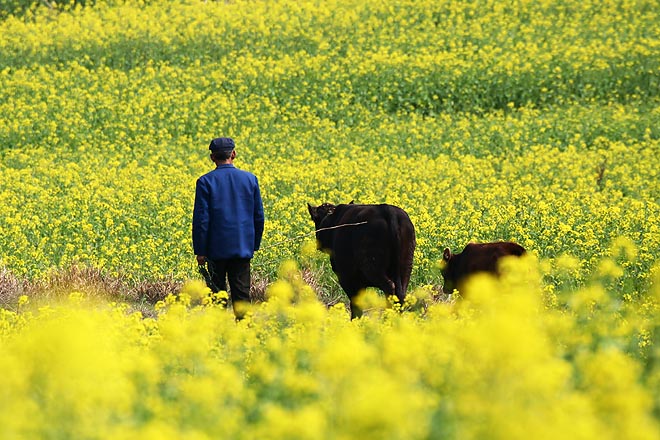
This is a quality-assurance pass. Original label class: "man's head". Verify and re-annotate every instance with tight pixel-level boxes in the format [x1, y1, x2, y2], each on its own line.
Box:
[209, 137, 235, 162]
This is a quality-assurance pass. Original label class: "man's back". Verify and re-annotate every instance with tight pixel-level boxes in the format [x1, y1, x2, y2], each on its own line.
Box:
[193, 164, 264, 259]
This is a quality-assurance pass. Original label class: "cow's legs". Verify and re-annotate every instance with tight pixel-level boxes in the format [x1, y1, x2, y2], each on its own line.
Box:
[337, 278, 363, 319]
[387, 277, 407, 310]
[360, 268, 403, 304]
[373, 277, 397, 299]
[400, 244, 415, 298]
[381, 277, 406, 307]
[366, 275, 407, 311]
[349, 298, 363, 320]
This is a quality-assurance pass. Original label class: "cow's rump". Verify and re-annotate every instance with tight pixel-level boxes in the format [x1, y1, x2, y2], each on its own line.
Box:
[308, 202, 416, 318]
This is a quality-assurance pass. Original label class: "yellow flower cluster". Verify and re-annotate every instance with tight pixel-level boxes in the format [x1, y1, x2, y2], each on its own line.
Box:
[1, 259, 659, 438]
[0, 0, 659, 433]
[0, 0, 657, 292]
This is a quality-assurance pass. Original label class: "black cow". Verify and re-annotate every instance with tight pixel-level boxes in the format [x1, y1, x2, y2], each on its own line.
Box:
[441, 241, 526, 294]
[307, 202, 416, 319]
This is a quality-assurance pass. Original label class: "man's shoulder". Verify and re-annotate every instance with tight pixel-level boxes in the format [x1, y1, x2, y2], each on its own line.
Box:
[197, 170, 216, 183]
[234, 167, 259, 181]
[200, 167, 258, 183]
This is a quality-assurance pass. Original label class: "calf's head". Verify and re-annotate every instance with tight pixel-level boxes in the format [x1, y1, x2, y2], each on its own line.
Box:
[441, 247, 458, 294]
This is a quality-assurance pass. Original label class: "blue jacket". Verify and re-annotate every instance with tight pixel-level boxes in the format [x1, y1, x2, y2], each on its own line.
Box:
[192, 164, 265, 259]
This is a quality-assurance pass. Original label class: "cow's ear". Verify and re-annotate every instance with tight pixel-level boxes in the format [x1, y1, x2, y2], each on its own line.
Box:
[443, 248, 452, 261]
[348, 200, 354, 204]
[307, 203, 316, 218]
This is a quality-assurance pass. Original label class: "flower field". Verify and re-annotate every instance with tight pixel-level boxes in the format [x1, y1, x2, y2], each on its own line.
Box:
[1, 0, 660, 437]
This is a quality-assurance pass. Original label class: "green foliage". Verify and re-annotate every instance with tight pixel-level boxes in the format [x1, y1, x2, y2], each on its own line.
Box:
[0, 0, 658, 294]
[0, 0, 37, 20]
[0, 1, 660, 434]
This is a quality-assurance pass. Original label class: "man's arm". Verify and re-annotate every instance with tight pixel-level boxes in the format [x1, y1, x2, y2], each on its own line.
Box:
[253, 179, 265, 251]
[192, 178, 210, 257]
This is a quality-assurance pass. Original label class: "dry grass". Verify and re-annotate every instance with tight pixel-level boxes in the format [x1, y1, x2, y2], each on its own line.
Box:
[0, 264, 183, 313]
[249, 270, 270, 303]
[1, 264, 447, 317]
[0, 266, 29, 309]
[300, 267, 348, 308]
[0, 264, 331, 311]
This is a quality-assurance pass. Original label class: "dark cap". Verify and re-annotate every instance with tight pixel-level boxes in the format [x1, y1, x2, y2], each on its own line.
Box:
[209, 137, 235, 152]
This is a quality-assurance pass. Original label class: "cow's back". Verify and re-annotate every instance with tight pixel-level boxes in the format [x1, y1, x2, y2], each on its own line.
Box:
[328, 204, 414, 265]
[313, 203, 416, 317]
[462, 242, 526, 270]
[442, 241, 526, 294]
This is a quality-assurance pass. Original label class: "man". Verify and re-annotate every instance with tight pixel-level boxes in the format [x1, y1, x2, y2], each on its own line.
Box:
[192, 137, 265, 319]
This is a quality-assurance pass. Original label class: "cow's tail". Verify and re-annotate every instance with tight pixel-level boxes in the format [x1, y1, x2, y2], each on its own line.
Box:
[385, 206, 411, 304]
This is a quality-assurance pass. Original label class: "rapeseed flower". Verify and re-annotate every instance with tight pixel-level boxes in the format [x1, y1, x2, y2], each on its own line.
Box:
[1, 0, 660, 436]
